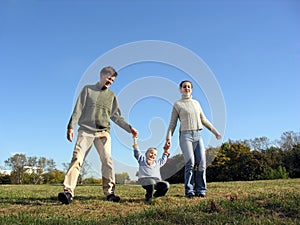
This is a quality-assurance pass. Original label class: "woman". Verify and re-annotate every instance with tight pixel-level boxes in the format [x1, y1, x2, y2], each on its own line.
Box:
[165, 80, 221, 198]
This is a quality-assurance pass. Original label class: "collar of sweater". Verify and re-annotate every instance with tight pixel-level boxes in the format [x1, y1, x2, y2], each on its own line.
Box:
[181, 94, 192, 100]
[96, 82, 109, 91]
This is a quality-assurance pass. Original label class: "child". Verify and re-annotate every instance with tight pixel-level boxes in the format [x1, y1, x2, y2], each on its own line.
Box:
[133, 137, 170, 203]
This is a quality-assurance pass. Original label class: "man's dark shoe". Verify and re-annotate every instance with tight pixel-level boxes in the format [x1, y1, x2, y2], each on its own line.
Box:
[106, 194, 120, 202]
[58, 191, 72, 204]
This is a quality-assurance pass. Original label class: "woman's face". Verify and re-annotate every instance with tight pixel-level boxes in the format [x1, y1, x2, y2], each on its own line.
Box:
[180, 81, 192, 96]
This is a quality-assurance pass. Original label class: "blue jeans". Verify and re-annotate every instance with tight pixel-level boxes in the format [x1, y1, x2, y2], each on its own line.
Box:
[179, 130, 206, 196]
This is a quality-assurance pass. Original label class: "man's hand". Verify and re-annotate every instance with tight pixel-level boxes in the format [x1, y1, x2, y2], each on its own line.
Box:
[130, 127, 138, 138]
[67, 129, 74, 142]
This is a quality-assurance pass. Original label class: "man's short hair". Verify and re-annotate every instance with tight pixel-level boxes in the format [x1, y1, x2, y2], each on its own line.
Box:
[100, 66, 118, 77]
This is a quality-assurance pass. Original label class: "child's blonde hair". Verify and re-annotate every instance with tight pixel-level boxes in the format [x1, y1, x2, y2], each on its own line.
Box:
[145, 147, 157, 155]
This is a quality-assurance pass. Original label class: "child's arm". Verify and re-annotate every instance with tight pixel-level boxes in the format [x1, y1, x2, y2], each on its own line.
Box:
[133, 137, 141, 160]
[133, 137, 138, 147]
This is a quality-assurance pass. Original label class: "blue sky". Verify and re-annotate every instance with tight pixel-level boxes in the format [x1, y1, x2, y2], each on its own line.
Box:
[1, 0, 299, 179]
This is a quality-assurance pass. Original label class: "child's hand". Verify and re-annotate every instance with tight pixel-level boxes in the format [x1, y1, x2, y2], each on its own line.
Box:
[163, 143, 170, 156]
[163, 142, 170, 150]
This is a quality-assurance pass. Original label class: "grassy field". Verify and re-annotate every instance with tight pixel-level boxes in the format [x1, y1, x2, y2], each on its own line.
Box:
[0, 179, 299, 224]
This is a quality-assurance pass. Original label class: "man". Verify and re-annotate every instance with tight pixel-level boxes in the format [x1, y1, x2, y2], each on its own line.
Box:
[58, 66, 138, 204]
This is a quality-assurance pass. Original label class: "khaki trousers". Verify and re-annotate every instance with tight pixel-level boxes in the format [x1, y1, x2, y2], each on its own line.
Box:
[63, 130, 115, 197]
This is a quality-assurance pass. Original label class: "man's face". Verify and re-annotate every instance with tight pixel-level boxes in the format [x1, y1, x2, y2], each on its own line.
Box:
[100, 74, 116, 89]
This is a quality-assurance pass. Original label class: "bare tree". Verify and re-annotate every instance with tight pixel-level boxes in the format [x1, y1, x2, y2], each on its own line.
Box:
[277, 131, 300, 151]
[5, 154, 27, 184]
[250, 136, 271, 152]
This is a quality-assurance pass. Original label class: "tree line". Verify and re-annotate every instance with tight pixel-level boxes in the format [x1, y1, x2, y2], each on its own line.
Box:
[1, 131, 299, 185]
[162, 131, 300, 183]
[0, 154, 131, 185]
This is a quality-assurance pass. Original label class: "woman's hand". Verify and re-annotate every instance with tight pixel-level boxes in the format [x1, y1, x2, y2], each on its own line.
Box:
[215, 133, 222, 140]
[164, 139, 171, 149]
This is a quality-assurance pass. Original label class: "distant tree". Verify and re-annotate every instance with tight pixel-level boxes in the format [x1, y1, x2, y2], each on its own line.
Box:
[83, 177, 102, 185]
[42, 169, 65, 184]
[237, 150, 273, 180]
[265, 146, 284, 169]
[26, 156, 55, 184]
[263, 165, 289, 180]
[249, 136, 271, 152]
[115, 172, 130, 184]
[62, 162, 70, 173]
[27, 156, 41, 184]
[46, 159, 56, 173]
[277, 131, 300, 151]
[207, 141, 251, 181]
[5, 154, 58, 184]
[38, 157, 47, 173]
[0, 174, 11, 184]
[282, 143, 300, 178]
[5, 154, 27, 184]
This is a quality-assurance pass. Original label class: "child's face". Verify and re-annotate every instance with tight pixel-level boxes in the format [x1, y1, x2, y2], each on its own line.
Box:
[146, 148, 157, 161]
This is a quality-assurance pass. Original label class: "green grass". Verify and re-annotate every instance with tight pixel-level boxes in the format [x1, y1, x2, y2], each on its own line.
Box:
[1, 179, 299, 224]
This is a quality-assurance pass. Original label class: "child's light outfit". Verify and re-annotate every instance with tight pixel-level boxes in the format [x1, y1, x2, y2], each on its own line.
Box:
[133, 145, 170, 201]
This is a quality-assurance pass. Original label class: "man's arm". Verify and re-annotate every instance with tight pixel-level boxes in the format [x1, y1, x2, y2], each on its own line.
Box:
[66, 87, 87, 142]
[111, 96, 138, 137]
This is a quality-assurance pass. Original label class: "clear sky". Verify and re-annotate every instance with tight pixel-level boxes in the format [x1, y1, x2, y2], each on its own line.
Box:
[1, 0, 299, 180]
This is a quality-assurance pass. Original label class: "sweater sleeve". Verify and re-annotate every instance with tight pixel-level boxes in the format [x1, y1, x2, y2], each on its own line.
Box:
[67, 87, 87, 129]
[110, 96, 132, 133]
[133, 145, 143, 162]
[157, 153, 169, 167]
[166, 105, 179, 140]
[199, 104, 219, 136]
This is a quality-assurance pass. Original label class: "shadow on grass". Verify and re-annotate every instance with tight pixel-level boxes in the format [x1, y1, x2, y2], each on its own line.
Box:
[0, 195, 151, 206]
[0, 196, 59, 206]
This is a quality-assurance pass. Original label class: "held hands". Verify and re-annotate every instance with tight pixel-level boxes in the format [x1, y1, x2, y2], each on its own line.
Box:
[131, 127, 138, 147]
[163, 140, 171, 156]
[164, 140, 171, 149]
[130, 127, 138, 138]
